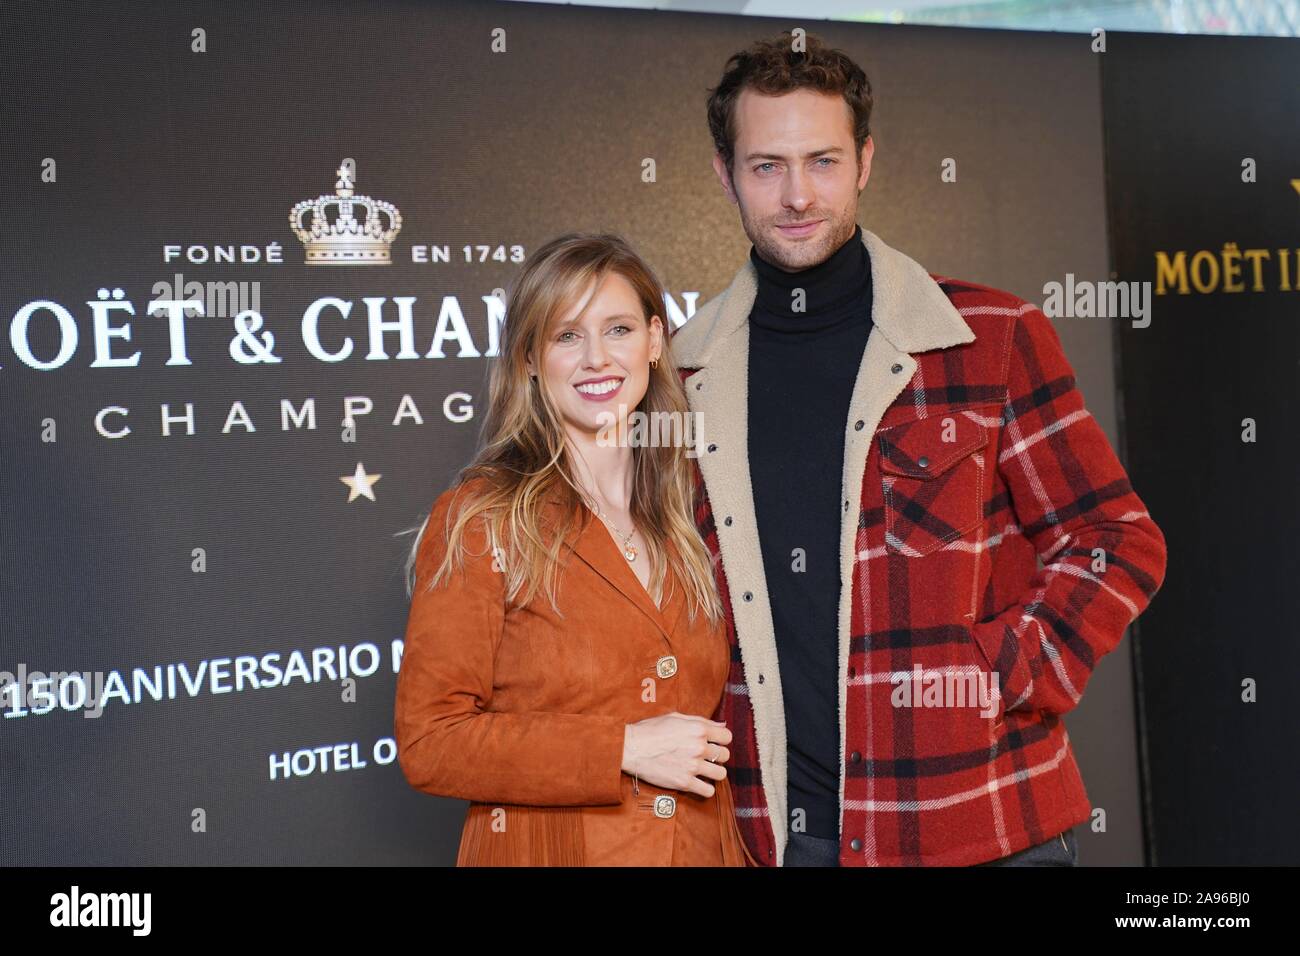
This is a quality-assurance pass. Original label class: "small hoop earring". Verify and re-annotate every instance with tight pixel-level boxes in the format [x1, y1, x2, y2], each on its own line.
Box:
[649, 358, 659, 370]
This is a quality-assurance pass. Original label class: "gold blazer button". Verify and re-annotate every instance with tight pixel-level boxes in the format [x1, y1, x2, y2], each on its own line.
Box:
[653, 795, 677, 818]
[656, 655, 678, 679]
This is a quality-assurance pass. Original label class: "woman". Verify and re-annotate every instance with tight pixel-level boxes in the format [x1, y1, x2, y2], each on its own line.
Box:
[394, 232, 755, 866]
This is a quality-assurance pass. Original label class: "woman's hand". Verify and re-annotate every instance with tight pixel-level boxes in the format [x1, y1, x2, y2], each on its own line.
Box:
[621, 713, 733, 797]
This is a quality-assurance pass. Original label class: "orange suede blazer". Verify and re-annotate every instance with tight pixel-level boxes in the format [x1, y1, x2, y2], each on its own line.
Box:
[395, 476, 755, 866]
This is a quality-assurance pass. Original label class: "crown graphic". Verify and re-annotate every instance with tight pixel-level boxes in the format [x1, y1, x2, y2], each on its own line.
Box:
[289, 162, 402, 265]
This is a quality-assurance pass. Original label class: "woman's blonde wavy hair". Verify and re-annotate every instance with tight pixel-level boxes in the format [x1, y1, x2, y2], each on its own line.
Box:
[402, 232, 723, 626]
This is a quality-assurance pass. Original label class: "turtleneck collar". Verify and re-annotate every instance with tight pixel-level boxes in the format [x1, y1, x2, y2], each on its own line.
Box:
[749, 224, 870, 333]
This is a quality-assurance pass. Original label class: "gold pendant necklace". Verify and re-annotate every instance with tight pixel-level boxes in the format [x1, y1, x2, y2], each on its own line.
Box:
[590, 499, 638, 562]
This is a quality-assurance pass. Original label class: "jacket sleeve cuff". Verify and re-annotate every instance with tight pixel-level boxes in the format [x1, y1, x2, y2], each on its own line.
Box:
[582, 715, 628, 804]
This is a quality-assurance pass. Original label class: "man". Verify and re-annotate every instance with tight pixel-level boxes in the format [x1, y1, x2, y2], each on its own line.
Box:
[670, 32, 1168, 866]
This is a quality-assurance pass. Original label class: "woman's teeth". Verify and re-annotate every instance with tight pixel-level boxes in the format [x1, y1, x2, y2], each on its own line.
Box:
[576, 379, 622, 395]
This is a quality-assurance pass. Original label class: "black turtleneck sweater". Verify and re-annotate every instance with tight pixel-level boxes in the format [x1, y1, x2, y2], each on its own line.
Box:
[746, 224, 873, 842]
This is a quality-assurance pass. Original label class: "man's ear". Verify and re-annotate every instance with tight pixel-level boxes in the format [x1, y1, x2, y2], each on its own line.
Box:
[712, 152, 738, 204]
[857, 135, 875, 191]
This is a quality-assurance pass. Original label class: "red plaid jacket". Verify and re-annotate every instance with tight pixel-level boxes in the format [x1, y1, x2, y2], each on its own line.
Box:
[670, 228, 1167, 866]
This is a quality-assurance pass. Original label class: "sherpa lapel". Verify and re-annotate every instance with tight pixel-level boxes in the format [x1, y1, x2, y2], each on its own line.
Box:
[670, 226, 976, 864]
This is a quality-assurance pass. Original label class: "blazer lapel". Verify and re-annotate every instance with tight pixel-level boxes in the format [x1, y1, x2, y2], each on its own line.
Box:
[562, 503, 685, 644]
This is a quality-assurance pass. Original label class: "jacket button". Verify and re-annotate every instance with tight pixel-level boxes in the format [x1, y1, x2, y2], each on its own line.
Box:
[724, 516, 732, 526]
[850, 751, 861, 763]
[891, 363, 903, 374]
[850, 838, 862, 852]
[854, 420, 864, 430]
[707, 443, 717, 453]
[743, 591, 753, 601]
[653, 795, 677, 818]
[917, 455, 929, 469]
[655, 655, 678, 679]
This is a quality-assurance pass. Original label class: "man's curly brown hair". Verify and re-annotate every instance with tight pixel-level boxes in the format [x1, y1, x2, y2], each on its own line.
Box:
[706, 31, 874, 177]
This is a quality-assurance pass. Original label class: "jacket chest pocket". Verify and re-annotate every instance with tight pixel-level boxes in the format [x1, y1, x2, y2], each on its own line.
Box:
[876, 412, 990, 557]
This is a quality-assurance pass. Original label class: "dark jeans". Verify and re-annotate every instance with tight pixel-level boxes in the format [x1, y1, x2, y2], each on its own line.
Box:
[783, 827, 1080, 866]
[976, 827, 1079, 866]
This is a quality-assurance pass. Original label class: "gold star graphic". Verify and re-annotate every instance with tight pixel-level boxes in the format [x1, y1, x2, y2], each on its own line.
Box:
[340, 462, 381, 503]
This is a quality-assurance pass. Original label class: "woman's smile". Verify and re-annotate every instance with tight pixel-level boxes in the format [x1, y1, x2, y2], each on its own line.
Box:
[574, 375, 625, 401]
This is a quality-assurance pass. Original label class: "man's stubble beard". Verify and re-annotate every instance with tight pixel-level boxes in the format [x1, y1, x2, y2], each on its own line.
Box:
[738, 190, 861, 274]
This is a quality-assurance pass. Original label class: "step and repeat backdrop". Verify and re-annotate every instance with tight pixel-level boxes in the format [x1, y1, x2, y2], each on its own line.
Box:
[2, 0, 1287, 865]
[1102, 32, 1300, 866]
